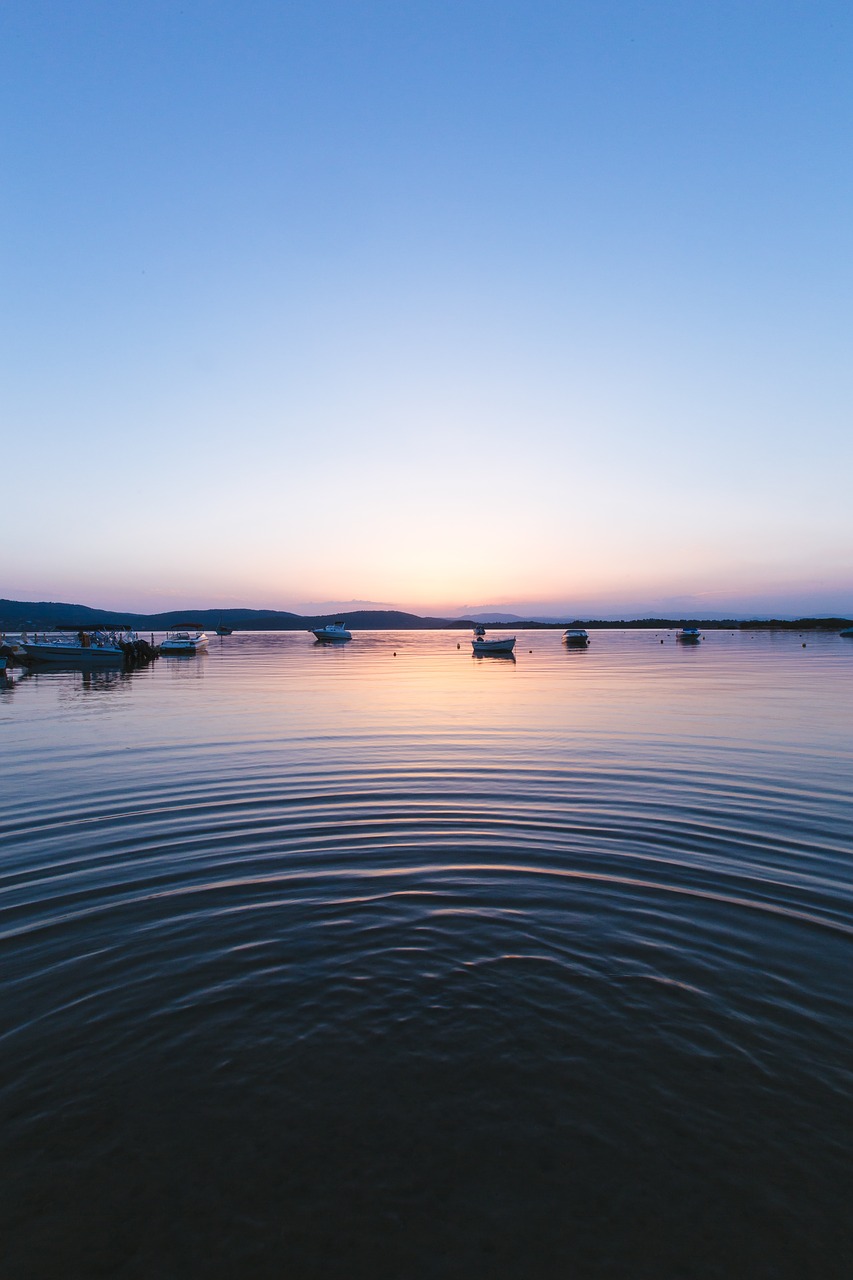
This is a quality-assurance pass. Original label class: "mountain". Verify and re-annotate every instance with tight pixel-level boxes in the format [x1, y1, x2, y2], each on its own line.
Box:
[0, 599, 458, 631]
[2, 599, 849, 633]
[465, 612, 526, 623]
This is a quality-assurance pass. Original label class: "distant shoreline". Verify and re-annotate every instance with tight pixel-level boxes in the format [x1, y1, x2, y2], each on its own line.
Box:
[2, 599, 850, 633]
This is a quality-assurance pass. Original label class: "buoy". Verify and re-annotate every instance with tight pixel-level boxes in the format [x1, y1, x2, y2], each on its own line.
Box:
[802, 642, 806, 647]
[457, 643, 460, 649]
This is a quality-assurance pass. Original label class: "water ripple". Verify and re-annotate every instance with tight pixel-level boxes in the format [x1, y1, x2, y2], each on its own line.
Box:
[1, 631, 851, 1278]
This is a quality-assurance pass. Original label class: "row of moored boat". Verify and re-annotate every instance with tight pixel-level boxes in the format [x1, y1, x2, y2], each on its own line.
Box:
[5, 625, 210, 667]
[6, 622, 851, 671]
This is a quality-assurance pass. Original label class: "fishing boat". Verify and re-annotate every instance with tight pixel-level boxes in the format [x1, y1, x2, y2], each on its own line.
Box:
[160, 625, 209, 654]
[472, 625, 516, 655]
[676, 627, 702, 642]
[20, 626, 139, 665]
[563, 628, 590, 647]
[311, 621, 352, 642]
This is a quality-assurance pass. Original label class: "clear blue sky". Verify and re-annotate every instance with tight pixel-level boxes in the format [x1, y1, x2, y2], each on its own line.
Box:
[3, 1, 851, 617]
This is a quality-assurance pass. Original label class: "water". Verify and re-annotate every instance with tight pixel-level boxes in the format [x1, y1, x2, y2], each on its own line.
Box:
[1, 629, 851, 1278]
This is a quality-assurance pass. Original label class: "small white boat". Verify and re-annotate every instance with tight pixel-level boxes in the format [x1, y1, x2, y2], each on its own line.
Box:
[20, 627, 137, 665]
[471, 625, 516, 655]
[676, 627, 702, 643]
[160, 626, 209, 654]
[563, 628, 590, 647]
[311, 621, 352, 642]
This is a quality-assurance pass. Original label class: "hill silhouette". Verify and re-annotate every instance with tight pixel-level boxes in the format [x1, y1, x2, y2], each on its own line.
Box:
[1, 599, 850, 633]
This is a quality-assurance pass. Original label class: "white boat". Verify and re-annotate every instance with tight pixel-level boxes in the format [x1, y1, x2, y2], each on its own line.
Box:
[563, 628, 590, 646]
[676, 627, 702, 642]
[20, 626, 137, 665]
[311, 621, 352, 642]
[471, 625, 516, 655]
[160, 626, 209, 654]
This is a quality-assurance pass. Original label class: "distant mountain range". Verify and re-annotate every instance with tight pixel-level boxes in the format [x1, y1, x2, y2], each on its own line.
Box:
[0, 599, 459, 631]
[2, 598, 851, 632]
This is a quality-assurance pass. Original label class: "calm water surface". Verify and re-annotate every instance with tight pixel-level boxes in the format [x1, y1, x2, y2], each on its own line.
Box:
[1, 630, 851, 1278]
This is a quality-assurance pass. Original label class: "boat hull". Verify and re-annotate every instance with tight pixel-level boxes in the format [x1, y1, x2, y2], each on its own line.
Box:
[472, 638, 516, 654]
[21, 642, 124, 665]
[311, 630, 351, 642]
[161, 628, 208, 653]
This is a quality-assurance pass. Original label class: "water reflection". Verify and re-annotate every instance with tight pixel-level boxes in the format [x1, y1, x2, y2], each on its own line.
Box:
[1, 629, 851, 1279]
[162, 653, 207, 678]
[75, 669, 133, 697]
[17, 666, 135, 697]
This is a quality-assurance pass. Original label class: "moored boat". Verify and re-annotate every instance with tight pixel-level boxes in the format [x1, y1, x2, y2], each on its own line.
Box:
[20, 626, 144, 665]
[563, 628, 590, 647]
[472, 625, 516, 655]
[215, 618, 233, 636]
[311, 621, 352, 642]
[676, 627, 702, 642]
[0, 639, 24, 665]
[160, 625, 209, 654]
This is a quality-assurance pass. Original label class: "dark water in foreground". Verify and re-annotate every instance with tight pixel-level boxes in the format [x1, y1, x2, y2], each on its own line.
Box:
[1, 629, 851, 1279]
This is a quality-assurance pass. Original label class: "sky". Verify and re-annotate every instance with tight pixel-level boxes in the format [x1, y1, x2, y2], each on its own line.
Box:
[3, 0, 852, 618]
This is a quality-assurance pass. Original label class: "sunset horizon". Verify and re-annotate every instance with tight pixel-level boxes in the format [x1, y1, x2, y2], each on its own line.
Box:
[5, 3, 851, 622]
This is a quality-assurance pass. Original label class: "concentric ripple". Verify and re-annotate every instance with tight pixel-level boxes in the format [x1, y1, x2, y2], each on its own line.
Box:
[1, 630, 851, 1278]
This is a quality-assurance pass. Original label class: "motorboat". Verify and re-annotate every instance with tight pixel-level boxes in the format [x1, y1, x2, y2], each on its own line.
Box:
[160, 626, 209, 654]
[471, 625, 516, 655]
[563, 628, 590, 647]
[676, 627, 702, 642]
[20, 626, 138, 665]
[840, 627, 853, 637]
[311, 621, 352, 642]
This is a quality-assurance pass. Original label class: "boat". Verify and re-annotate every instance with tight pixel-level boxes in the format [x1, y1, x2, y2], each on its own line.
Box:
[0, 639, 24, 665]
[311, 621, 352, 642]
[563, 628, 590, 647]
[840, 627, 853, 637]
[676, 627, 702, 642]
[160, 625, 209, 654]
[471, 625, 516, 655]
[20, 626, 140, 665]
[215, 619, 233, 636]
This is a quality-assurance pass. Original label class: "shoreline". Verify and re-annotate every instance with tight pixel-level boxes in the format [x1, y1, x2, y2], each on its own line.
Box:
[1, 598, 851, 635]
